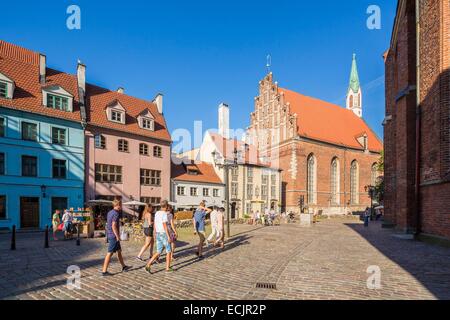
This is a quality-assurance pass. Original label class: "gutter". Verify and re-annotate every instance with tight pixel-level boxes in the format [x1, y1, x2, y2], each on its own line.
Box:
[414, 0, 422, 238]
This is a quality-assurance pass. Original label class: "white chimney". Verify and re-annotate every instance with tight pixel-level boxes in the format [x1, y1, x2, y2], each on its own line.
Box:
[218, 103, 230, 139]
[117, 87, 124, 94]
[39, 54, 46, 84]
[77, 61, 87, 125]
[154, 93, 163, 114]
[77, 61, 86, 93]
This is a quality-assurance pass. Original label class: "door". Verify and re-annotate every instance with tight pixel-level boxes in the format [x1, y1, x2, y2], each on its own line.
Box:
[231, 202, 236, 219]
[20, 197, 40, 229]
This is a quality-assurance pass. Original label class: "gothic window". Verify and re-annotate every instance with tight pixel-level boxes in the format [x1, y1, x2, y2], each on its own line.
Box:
[350, 160, 359, 204]
[330, 158, 340, 205]
[371, 163, 378, 186]
[307, 154, 317, 204]
[349, 95, 354, 108]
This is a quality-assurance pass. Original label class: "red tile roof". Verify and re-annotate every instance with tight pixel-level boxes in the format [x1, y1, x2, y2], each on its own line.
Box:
[86, 84, 171, 142]
[0, 40, 82, 122]
[171, 161, 223, 184]
[280, 88, 383, 152]
[209, 132, 279, 169]
[0, 40, 171, 142]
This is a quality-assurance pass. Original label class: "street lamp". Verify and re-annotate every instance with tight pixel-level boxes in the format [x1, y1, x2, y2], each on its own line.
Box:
[365, 185, 376, 219]
[40, 185, 47, 198]
[212, 148, 240, 238]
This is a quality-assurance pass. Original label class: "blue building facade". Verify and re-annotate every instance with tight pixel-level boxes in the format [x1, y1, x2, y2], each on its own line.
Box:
[0, 107, 85, 229]
[0, 40, 87, 230]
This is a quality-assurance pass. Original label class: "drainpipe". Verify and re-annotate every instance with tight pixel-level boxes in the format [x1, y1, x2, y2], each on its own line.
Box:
[414, 0, 422, 238]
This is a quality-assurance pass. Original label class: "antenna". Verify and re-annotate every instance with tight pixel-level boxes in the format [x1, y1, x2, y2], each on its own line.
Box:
[266, 54, 272, 73]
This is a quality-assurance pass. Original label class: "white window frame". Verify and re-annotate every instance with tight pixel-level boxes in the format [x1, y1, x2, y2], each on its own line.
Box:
[0, 72, 15, 99]
[42, 85, 73, 112]
[177, 186, 185, 196]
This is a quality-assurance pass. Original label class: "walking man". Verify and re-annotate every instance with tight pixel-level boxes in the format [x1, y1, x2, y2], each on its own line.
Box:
[101, 200, 131, 276]
[206, 206, 219, 246]
[193, 201, 212, 259]
[145, 200, 174, 273]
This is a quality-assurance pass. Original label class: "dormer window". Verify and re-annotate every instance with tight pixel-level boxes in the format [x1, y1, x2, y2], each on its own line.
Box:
[0, 72, 15, 99]
[138, 109, 155, 131]
[106, 100, 126, 124]
[47, 94, 69, 111]
[0, 82, 7, 98]
[142, 118, 154, 130]
[42, 85, 73, 112]
[111, 110, 123, 123]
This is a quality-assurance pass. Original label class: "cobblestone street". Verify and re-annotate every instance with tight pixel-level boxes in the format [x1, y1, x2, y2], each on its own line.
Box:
[0, 217, 449, 300]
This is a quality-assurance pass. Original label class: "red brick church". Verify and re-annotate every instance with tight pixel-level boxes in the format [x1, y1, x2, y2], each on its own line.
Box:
[246, 56, 383, 215]
[384, 0, 450, 241]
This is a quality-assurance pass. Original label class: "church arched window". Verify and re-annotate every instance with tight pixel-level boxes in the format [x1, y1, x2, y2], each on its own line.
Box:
[349, 95, 353, 108]
[371, 163, 378, 186]
[350, 160, 359, 204]
[307, 154, 317, 204]
[330, 157, 340, 205]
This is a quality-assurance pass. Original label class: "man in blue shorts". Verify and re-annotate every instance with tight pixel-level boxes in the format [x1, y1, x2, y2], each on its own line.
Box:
[101, 200, 131, 276]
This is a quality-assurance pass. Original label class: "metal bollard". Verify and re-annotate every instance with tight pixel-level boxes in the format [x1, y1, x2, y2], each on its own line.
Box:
[45, 225, 49, 248]
[76, 225, 80, 246]
[11, 225, 16, 250]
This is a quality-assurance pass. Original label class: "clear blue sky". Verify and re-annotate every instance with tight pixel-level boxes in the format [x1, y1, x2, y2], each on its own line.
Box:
[1, 0, 396, 146]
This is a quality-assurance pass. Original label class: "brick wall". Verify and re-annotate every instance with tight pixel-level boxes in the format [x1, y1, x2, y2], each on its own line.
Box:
[279, 139, 380, 214]
[384, 0, 450, 240]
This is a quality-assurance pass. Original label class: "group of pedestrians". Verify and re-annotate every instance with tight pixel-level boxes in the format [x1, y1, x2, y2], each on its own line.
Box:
[251, 207, 277, 226]
[51, 209, 76, 240]
[101, 199, 225, 276]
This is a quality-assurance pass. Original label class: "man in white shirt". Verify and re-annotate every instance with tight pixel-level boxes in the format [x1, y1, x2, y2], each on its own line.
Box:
[206, 206, 219, 246]
[145, 200, 174, 273]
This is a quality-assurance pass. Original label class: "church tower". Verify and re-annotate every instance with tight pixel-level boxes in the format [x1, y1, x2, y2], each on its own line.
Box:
[346, 54, 362, 118]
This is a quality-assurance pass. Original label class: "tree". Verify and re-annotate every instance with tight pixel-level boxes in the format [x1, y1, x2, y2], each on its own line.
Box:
[374, 150, 384, 202]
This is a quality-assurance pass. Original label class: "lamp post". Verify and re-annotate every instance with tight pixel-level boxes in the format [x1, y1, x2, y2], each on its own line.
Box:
[365, 185, 375, 219]
[212, 148, 240, 238]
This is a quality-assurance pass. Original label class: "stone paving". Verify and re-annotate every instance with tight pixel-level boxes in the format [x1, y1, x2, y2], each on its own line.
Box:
[0, 217, 449, 300]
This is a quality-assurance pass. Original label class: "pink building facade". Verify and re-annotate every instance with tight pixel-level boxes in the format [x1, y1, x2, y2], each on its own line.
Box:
[83, 81, 171, 215]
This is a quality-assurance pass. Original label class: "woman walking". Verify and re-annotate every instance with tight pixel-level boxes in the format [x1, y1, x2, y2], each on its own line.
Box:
[136, 204, 155, 261]
[166, 205, 178, 260]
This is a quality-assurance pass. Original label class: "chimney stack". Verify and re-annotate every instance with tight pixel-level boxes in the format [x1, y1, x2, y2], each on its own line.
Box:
[153, 93, 163, 114]
[117, 87, 124, 94]
[39, 54, 46, 84]
[218, 103, 230, 139]
[77, 61, 87, 126]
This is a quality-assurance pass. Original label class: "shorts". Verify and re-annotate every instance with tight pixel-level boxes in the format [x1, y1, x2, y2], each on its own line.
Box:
[143, 226, 154, 237]
[156, 232, 172, 254]
[107, 237, 122, 253]
[197, 231, 206, 243]
[64, 221, 72, 232]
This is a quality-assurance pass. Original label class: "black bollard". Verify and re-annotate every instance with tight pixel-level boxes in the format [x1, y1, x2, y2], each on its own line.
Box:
[76, 224, 80, 246]
[11, 225, 16, 250]
[44, 225, 49, 248]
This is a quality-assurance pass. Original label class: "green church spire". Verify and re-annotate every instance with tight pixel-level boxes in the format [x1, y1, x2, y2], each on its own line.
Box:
[348, 53, 360, 94]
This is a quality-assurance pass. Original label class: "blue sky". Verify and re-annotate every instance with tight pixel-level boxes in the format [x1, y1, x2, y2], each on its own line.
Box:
[1, 0, 396, 147]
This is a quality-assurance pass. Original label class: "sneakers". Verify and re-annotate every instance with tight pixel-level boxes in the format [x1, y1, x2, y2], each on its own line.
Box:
[136, 256, 145, 262]
[205, 239, 210, 248]
[122, 265, 132, 272]
[101, 271, 112, 277]
[198, 255, 205, 260]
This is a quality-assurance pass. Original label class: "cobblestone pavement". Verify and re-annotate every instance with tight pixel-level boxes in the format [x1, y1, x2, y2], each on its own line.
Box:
[0, 218, 449, 300]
